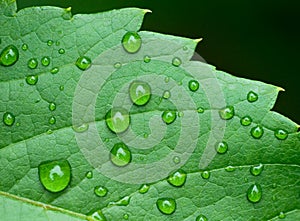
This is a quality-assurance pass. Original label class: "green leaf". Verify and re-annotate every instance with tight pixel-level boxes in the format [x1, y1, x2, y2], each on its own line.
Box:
[0, 1, 299, 221]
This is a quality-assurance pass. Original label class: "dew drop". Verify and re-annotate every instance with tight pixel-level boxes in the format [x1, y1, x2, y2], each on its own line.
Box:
[41, 56, 50, 67]
[250, 163, 264, 176]
[201, 171, 210, 179]
[49, 116, 56, 125]
[105, 108, 130, 133]
[90, 210, 107, 221]
[58, 48, 65, 54]
[172, 57, 182, 67]
[215, 142, 228, 154]
[59, 85, 64, 91]
[164, 77, 170, 83]
[178, 111, 184, 117]
[109, 196, 131, 207]
[3, 112, 15, 126]
[122, 32, 142, 53]
[196, 214, 208, 221]
[197, 107, 204, 113]
[251, 125, 264, 139]
[94, 186, 108, 197]
[144, 55, 151, 63]
[27, 58, 38, 69]
[156, 198, 176, 215]
[188, 80, 200, 92]
[49, 102, 56, 111]
[50, 67, 59, 74]
[114, 62, 122, 69]
[75, 56, 92, 71]
[0, 45, 19, 66]
[72, 123, 89, 133]
[225, 166, 235, 172]
[247, 183, 262, 203]
[46, 129, 53, 135]
[274, 129, 288, 140]
[110, 143, 131, 167]
[129, 81, 151, 106]
[123, 214, 129, 220]
[47, 40, 53, 46]
[139, 184, 150, 194]
[86, 171, 93, 179]
[247, 91, 258, 103]
[240, 116, 252, 126]
[163, 90, 171, 99]
[162, 110, 176, 124]
[167, 169, 187, 187]
[219, 106, 234, 120]
[38, 160, 71, 193]
[173, 156, 181, 164]
[21, 43, 28, 51]
[25, 75, 38, 85]
[278, 212, 286, 219]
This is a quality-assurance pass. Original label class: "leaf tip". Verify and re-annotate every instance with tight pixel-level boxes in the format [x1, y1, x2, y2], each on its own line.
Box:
[142, 9, 152, 14]
[194, 38, 203, 43]
[277, 87, 285, 92]
[65, 7, 72, 12]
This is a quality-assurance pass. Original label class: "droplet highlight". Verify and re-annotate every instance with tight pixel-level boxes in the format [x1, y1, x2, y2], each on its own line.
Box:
[75, 56, 92, 71]
[105, 108, 130, 133]
[247, 183, 262, 203]
[219, 106, 235, 120]
[0, 45, 19, 66]
[167, 169, 187, 187]
[156, 198, 176, 215]
[129, 81, 151, 106]
[122, 32, 142, 53]
[110, 143, 132, 167]
[162, 110, 176, 124]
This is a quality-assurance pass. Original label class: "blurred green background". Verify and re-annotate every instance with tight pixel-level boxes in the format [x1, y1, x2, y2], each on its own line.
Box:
[17, 0, 300, 123]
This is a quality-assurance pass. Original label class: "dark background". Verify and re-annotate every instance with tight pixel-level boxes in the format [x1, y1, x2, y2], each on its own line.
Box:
[17, 0, 300, 123]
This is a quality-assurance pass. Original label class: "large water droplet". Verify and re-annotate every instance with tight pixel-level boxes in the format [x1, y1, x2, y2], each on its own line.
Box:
[196, 214, 208, 221]
[41, 56, 50, 67]
[240, 116, 252, 126]
[72, 123, 89, 133]
[139, 184, 150, 194]
[247, 91, 258, 103]
[49, 116, 56, 125]
[49, 102, 56, 111]
[162, 110, 176, 124]
[0, 45, 19, 66]
[25, 75, 38, 85]
[110, 143, 131, 167]
[251, 126, 264, 139]
[122, 32, 142, 53]
[250, 163, 264, 176]
[27, 58, 38, 69]
[105, 108, 130, 133]
[215, 142, 228, 154]
[247, 183, 262, 203]
[86, 171, 93, 179]
[76, 56, 92, 71]
[156, 198, 176, 215]
[38, 160, 71, 193]
[129, 81, 151, 106]
[219, 106, 235, 120]
[21, 43, 28, 51]
[201, 171, 210, 179]
[3, 112, 15, 126]
[172, 57, 182, 67]
[167, 169, 187, 187]
[144, 55, 151, 63]
[188, 80, 200, 92]
[94, 186, 108, 197]
[274, 129, 288, 140]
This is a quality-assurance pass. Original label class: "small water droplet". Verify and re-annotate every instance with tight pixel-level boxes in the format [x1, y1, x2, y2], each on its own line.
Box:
[201, 171, 210, 179]
[197, 107, 204, 113]
[123, 214, 129, 220]
[3, 112, 15, 126]
[144, 55, 151, 63]
[58, 48, 65, 54]
[172, 57, 182, 67]
[183, 46, 188, 51]
[196, 214, 208, 221]
[27, 58, 38, 69]
[188, 80, 200, 92]
[47, 40, 53, 46]
[247, 91, 258, 103]
[241, 116, 252, 126]
[105, 108, 130, 133]
[164, 77, 170, 83]
[110, 143, 131, 167]
[143, 133, 149, 138]
[55, 41, 60, 46]
[94, 186, 108, 197]
[219, 106, 235, 120]
[0, 45, 19, 66]
[167, 169, 187, 187]
[162, 90, 171, 99]
[122, 32, 142, 54]
[21, 43, 28, 51]
[139, 184, 150, 194]
[86, 171, 93, 179]
[50, 67, 59, 74]
[49, 116, 56, 125]
[46, 129, 53, 134]
[162, 110, 176, 124]
[114, 62, 122, 69]
[278, 212, 286, 219]
[129, 81, 151, 106]
[109, 196, 131, 207]
[49, 102, 56, 111]
[178, 111, 184, 117]
[247, 183, 262, 203]
[251, 125, 264, 139]
[90, 210, 107, 221]
[38, 159, 71, 193]
[59, 85, 64, 91]
[41, 56, 50, 67]
[75, 56, 91, 71]
[274, 129, 288, 140]
[156, 198, 176, 215]
[25, 75, 38, 85]
[250, 163, 264, 176]
[72, 123, 89, 133]
[225, 166, 235, 172]
[215, 142, 228, 154]
[104, 138, 110, 143]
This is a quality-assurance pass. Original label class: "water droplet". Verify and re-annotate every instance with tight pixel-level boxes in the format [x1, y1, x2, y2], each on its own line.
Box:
[110, 143, 131, 167]
[21, 43, 28, 51]
[156, 198, 176, 215]
[188, 80, 200, 92]
[94, 186, 108, 197]
[114, 62, 122, 69]
[162, 90, 171, 99]
[90, 210, 107, 221]
[50, 67, 59, 74]
[41, 56, 50, 67]
[47, 40, 53, 46]
[86, 171, 93, 179]
[27, 58, 38, 69]
[72, 123, 89, 133]
[247, 91, 258, 103]
[178, 111, 184, 117]
[183, 46, 188, 51]
[38, 160, 71, 193]
[251, 126, 264, 139]
[105, 108, 130, 133]
[278, 212, 286, 219]
[0, 45, 19, 66]
[173, 156, 181, 164]
[59, 85, 64, 91]
[109, 196, 131, 207]
[49, 116, 56, 125]
[247, 183, 262, 203]
[3, 112, 15, 126]
[55, 41, 60, 46]
[172, 57, 181, 67]
[129, 81, 151, 106]
[122, 32, 142, 53]
[58, 48, 65, 54]
[75, 56, 92, 71]
[25, 75, 38, 85]
[275, 129, 288, 140]
[201, 171, 210, 179]
[197, 107, 204, 113]
[215, 142, 228, 154]
[123, 214, 129, 220]
[240, 116, 252, 126]
[196, 214, 208, 221]
[225, 166, 235, 172]
[144, 55, 151, 63]
[167, 169, 187, 187]
[46, 129, 53, 134]
[49, 102, 56, 111]
[139, 184, 150, 194]
[143, 133, 149, 138]
[250, 163, 264, 176]
[164, 77, 170, 83]
[219, 106, 235, 120]
[162, 110, 176, 124]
